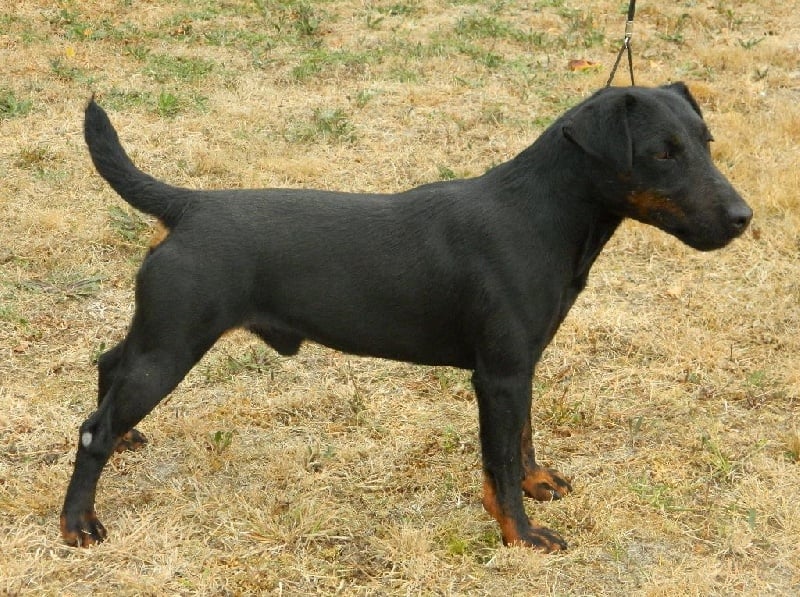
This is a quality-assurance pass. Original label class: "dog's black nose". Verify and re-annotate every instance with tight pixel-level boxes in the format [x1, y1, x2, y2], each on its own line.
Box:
[728, 202, 753, 232]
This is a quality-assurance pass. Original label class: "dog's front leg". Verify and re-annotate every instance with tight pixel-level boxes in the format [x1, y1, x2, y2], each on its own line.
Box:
[472, 368, 567, 552]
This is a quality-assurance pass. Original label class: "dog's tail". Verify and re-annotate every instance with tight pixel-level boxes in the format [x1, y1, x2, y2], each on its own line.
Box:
[84, 98, 191, 227]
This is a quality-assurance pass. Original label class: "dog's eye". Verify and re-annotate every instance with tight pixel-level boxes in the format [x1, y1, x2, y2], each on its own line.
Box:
[655, 150, 674, 161]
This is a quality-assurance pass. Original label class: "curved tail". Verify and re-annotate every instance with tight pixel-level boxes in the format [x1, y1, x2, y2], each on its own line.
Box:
[84, 99, 191, 227]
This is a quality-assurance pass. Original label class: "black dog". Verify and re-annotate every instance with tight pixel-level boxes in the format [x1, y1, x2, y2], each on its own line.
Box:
[61, 83, 751, 550]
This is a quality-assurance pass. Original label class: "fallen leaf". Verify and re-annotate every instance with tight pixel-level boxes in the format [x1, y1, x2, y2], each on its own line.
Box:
[568, 59, 601, 72]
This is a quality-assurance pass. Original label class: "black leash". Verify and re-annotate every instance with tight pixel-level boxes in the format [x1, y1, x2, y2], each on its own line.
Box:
[606, 0, 636, 87]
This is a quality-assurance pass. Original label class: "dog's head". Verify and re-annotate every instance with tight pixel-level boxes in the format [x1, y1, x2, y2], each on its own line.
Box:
[562, 82, 752, 251]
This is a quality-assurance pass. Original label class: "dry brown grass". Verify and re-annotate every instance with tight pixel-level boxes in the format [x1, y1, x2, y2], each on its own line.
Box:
[1, 0, 799, 594]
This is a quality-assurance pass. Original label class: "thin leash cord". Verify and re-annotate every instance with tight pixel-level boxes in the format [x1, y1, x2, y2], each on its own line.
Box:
[606, 0, 636, 87]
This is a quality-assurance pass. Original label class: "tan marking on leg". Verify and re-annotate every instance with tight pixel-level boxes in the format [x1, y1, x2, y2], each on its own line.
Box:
[482, 473, 524, 545]
[520, 417, 572, 501]
[483, 474, 568, 551]
[60, 510, 106, 547]
[522, 465, 573, 501]
[114, 428, 148, 453]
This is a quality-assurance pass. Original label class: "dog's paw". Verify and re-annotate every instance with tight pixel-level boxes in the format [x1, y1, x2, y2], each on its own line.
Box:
[505, 524, 568, 552]
[522, 465, 573, 501]
[114, 428, 148, 453]
[60, 510, 107, 547]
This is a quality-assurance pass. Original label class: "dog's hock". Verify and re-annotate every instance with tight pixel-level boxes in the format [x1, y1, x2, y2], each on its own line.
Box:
[562, 92, 635, 175]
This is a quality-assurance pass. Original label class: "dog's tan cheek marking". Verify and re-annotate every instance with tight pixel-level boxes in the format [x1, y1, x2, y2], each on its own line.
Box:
[627, 191, 685, 223]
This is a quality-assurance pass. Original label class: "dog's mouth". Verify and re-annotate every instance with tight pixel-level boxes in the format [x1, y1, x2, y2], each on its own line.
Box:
[677, 231, 739, 252]
[668, 218, 750, 252]
[625, 184, 752, 252]
[629, 189, 752, 252]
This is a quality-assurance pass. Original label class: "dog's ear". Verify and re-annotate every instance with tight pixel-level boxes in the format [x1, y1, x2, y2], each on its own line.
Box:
[661, 81, 703, 117]
[562, 92, 634, 175]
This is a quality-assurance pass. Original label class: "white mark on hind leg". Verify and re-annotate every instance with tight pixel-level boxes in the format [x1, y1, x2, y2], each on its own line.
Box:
[81, 432, 93, 448]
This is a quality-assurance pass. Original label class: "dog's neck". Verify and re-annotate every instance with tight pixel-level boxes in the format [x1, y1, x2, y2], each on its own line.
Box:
[493, 132, 622, 227]
[482, 130, 624, 286]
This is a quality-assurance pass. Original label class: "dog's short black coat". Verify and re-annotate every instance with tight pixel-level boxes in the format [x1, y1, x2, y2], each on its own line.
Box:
[61, 83, 751, 550]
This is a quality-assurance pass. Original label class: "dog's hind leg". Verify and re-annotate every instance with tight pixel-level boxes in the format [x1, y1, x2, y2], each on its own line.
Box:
[97, 341, 124, 403]
[520, 414, 572, 502]
[62, 255, 232, 546]
[97, 341, 148, 452]
[62, 325, 220, 546]
[473, 366, 568, 552]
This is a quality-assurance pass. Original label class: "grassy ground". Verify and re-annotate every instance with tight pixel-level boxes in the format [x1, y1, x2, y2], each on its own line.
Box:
[1, 0, 798, 594]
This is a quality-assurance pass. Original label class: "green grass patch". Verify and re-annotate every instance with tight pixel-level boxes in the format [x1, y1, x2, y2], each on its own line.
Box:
[255, 0, 325, 38]
[19, 272, 104, 299]
[47, 7, 134, 42]
[454, 13, 550, 46]
[0, 89, 32, 119]
[560, 8, 606, 48]
[48, 7, 96, 40]
[201, 27, 274, 53]
[143, 53, 216, 84]
[103, 89, 153, 111]
[13, 146, 68, 182]
[49, 57, 97, 85]
[458, 43, 504, 68]
[287, 107, 356, 143]
[630, 474, 682, 512]
[376, 2, 420, 17]
[438, 165, 457, 180]
[455, 14, 515, 39]
[99, 89, 207, 116]
[108, 205, 151, 245]
[290, 48, 381, 82]
[390, 67, 421, 83]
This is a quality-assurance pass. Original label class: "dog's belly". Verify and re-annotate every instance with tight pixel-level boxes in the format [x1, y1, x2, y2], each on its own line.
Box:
[318, 333, 474, 369]
[248, 315, 474, 369]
